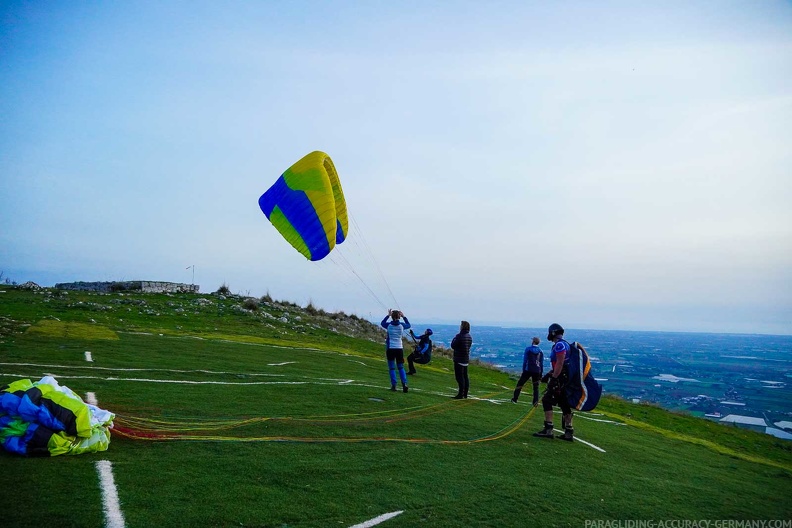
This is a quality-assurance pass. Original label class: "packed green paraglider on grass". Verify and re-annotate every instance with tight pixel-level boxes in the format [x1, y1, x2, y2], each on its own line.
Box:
[0, 376, 114, 456]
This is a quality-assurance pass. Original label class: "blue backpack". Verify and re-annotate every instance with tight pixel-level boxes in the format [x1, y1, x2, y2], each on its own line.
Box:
[564, 341, 602, 412]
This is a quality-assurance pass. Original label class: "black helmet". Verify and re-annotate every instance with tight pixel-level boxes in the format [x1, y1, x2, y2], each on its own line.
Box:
[426, 328, 433, 336]
[547, 323, 564, 341]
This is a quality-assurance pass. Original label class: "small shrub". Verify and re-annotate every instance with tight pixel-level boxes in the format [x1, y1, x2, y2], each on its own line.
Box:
[261, 291, 273, 303]
[305, 301, 319, 316]
[242, 298, 259, 311]
[216, 283, 231, 295]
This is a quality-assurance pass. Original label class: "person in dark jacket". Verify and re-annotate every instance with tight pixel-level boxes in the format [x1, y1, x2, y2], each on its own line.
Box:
[511, 337, 543, 405]
[450, 320, 472, 399]
[407, 328, 433, 375]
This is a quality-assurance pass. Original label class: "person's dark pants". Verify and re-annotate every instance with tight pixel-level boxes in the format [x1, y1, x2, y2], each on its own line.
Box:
[454, 362, 469, 398]
[542, 383, 572, 415]
[513, 371, 541, 404]
[407, 352, 429, 373]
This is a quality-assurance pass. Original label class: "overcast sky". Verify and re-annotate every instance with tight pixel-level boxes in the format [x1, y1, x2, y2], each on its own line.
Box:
[1, 1, 790, 335]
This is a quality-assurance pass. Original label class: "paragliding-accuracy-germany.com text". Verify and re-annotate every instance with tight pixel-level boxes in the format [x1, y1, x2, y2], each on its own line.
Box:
[584, 521, 792, 528]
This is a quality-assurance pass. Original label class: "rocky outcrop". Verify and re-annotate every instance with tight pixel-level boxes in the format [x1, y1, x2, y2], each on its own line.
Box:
[54, 281, 199, 293]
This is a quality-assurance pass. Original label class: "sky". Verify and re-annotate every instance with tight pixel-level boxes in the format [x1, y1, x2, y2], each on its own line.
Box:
[1, 1, 790, 335]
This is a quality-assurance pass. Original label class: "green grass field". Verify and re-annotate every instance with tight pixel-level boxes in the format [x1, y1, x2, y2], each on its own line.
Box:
[1, 287, 791, 527]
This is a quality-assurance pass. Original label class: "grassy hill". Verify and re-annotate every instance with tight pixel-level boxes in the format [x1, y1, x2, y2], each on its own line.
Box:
[1, 286, 790, 527]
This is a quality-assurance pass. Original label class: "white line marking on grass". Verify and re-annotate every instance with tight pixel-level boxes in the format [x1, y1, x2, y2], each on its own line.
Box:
[553, 429, 606, 452]
[0, 362, 285, 377]
[267, 362, 296, 366]
[349, 510, 403, 528]
[95, 460, 125, 528]
[576, 416, 625, 425]
[84, 351, 93, 362]
[85, 392, 98, 405]
[348, 359, 372, 367]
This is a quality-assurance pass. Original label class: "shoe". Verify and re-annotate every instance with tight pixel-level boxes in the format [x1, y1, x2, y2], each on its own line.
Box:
[452, 394, 464, 399]
[390, 384, 397, 392]
[533, 422, 554, 439]
[407, 370, 416, 375]
[556, 427, 574, 442]
[403, 385, 408, 393]
[510, 398, 518, 404]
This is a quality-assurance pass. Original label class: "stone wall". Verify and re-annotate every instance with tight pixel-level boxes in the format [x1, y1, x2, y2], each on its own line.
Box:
[54, 281, 199, 294]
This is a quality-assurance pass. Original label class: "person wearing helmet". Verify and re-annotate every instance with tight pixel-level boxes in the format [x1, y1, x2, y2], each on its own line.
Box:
[407, 328, 433, 375]
[511, 336, 543, 405]
[533, 323, 575, 441]
[381, 309, 411, 392]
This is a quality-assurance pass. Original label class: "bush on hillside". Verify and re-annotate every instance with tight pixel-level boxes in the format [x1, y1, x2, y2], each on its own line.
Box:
[242, 298, 259, 311]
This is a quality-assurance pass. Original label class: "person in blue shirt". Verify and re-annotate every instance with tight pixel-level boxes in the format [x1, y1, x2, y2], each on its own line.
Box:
[380, 309, 411, 392]
[534, 323, 575, 441]
[511, 336, 543, 405]
[407, 328, 433, 375]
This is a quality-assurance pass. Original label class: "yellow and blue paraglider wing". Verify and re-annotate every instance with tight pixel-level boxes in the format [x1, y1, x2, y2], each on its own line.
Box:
[258, 151, 348, 261]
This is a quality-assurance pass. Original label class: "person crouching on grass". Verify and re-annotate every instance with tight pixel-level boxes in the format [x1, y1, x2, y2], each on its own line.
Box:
[533, 323, 574, 441]
[381, 309, 411, 392]
[407, 328, 433, 375]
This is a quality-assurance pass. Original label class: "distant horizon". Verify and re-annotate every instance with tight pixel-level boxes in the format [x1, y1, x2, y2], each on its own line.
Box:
[409, 321, 792, 338]
[5, 275, 791, 337]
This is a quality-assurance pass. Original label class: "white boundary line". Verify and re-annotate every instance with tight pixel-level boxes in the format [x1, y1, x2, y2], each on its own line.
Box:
[349, 510, 403, 527]
[553, 429, 606, 452]
[0, 361, 285, 376]
[95, 460, 126, 528]
[575, 415, 625, 425]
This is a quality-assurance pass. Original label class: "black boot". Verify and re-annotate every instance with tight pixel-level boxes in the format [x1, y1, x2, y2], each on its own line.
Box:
[533, 421, 554, 438]
[557, 427, 574, 442]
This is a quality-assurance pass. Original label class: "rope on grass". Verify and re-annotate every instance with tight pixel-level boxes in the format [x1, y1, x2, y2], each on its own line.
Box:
[112, 391, 540, 445]
[598, 410, 792, 473]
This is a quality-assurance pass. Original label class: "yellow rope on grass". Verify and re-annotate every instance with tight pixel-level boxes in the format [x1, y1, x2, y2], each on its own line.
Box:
[113, 392, 540, 445]
[599, 411, 792, 473]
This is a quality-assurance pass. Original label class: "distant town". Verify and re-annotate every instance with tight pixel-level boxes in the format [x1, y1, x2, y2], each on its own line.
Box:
[426, 324, 792, 441]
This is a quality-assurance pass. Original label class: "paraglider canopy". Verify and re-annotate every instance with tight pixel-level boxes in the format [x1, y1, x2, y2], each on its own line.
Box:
[258, 151, 348, 261]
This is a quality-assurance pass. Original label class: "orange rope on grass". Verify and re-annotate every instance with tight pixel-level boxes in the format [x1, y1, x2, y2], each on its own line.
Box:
[112, 391, 539, 445]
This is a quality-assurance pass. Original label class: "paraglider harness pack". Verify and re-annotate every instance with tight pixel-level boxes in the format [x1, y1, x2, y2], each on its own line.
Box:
[410, 332, 432, 365]
[561, 340, 602, 412]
